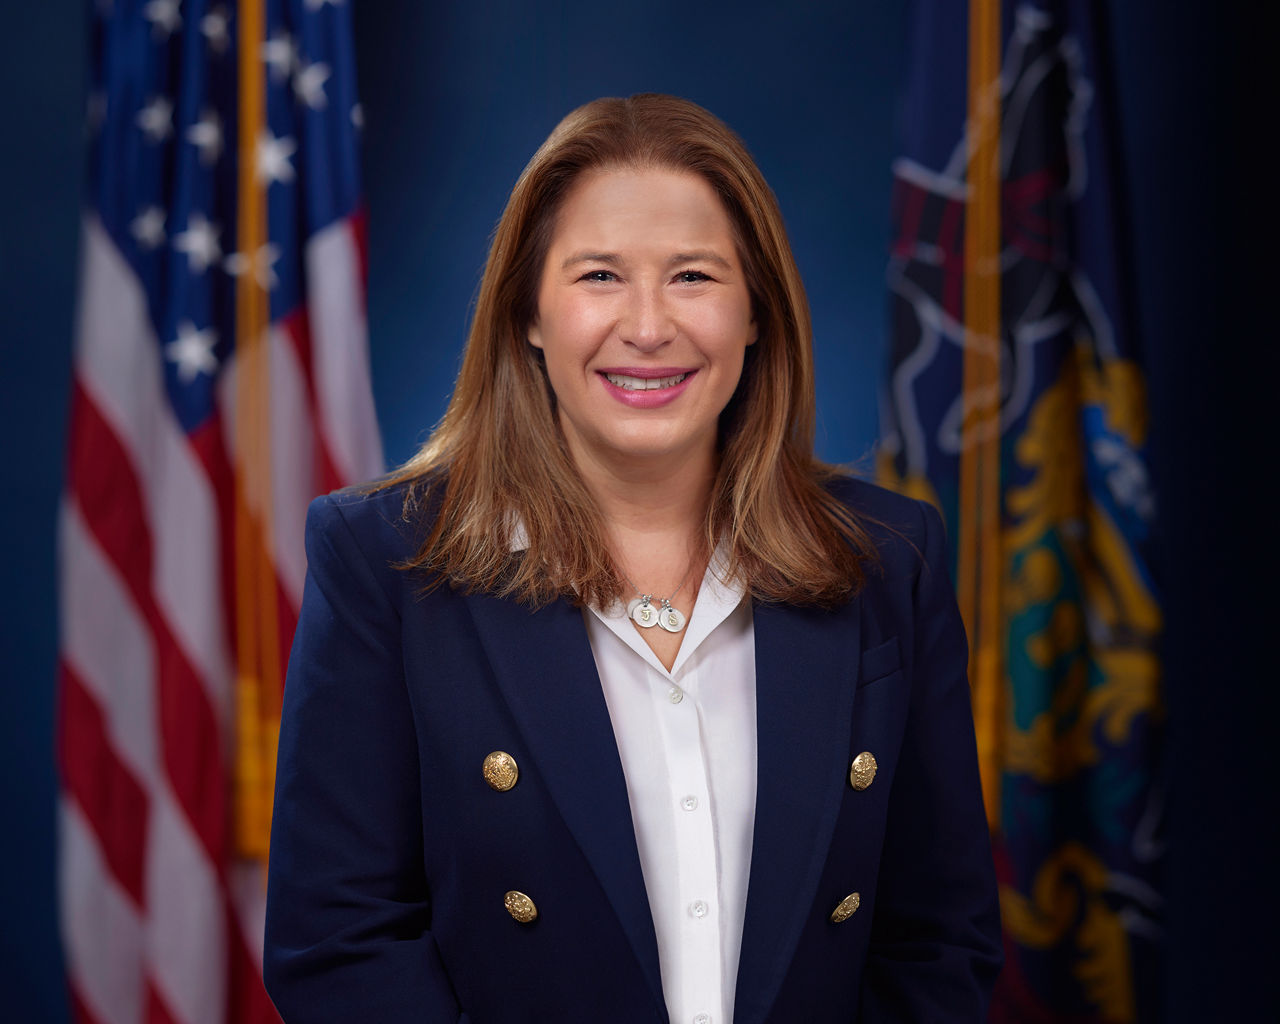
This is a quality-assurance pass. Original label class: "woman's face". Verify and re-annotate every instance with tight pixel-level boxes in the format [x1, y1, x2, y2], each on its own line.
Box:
[528, 167, 756, 477]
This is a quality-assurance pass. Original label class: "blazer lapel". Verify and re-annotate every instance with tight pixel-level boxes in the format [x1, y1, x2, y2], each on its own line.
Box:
[462, 590, 666, 1015]
[733, 596, 862, 1024]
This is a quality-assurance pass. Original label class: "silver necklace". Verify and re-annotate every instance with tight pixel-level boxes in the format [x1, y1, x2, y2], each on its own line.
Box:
[621, 563, 695, 633]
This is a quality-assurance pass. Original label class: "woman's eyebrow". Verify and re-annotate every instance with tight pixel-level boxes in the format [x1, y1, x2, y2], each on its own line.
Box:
[669, 250, 731, 269]
[560, 250, 733, 270]
[561, 251, 622, 269]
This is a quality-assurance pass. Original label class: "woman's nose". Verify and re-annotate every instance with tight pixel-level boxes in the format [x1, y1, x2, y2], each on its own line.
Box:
[618, 285, 675, 351]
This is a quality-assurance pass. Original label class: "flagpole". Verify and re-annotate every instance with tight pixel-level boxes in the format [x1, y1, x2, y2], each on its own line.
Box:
[234, 0, 282, 862]
[960, 0, 1004, 828]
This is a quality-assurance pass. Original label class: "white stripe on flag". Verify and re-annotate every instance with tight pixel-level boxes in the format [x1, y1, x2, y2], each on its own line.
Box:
[306, 218, 384, 483]
[60, 500, 160, 785]
[145, 786, 228, 1024]
[60, 799, 145, 1024]
[269, 324, 319, 607]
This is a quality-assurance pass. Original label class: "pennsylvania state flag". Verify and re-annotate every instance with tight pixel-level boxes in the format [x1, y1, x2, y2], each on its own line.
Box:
[880, 2, 1163, 1020]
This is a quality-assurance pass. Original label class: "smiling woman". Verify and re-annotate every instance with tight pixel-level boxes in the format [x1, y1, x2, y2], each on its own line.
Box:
[529, 168, 756, 506]
[264, 94, 1002, 1023]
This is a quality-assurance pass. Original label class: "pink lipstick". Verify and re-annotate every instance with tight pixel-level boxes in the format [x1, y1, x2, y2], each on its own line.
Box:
[597, 367, 697, 408]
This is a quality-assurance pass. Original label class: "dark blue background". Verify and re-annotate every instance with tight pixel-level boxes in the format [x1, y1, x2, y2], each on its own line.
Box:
[1, 1, 1271, 1021]
[352, 2, 901, 471]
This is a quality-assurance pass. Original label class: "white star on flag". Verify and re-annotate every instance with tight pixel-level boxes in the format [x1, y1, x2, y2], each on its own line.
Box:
[136, 95, 173, 142]
[173, 213, 222, 273]
[185, 109, 223, 165]
[351, 103, 364, 130]
[256, 131, 297, 185]
[165, 321, 219, 383]
[143, 0, 182, 39]
[304, 0, 345, 10]
[293, 61, 331, 111]
[200, 6, 230, 55]
[130, 206, 166, 249]
[262, 31, 296, 82]
[224, 243, 282, 290]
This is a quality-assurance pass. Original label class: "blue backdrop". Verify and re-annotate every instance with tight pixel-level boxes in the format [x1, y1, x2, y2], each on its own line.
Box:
[351, 1, 903, 471]
[1, 1, 1271, 1021]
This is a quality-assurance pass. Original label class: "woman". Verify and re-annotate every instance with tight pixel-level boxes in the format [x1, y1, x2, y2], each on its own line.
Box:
[264, 94, 1001, 1023]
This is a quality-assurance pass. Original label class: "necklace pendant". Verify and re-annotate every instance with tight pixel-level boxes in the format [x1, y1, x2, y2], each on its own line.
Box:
[657, 600, 686, 633]
[630, 596, 659, 628]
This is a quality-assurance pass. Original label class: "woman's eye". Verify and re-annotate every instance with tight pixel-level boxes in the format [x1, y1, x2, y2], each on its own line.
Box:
[675, 271, 711, 284]
[580, 270, 616, 283]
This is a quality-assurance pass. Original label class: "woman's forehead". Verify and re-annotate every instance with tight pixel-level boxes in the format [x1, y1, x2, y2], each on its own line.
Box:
[547, 168, 737, 257]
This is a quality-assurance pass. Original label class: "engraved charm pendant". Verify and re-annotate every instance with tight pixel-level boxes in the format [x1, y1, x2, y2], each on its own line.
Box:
[657, 600, 685, 633]
[630, 596, 659, 628]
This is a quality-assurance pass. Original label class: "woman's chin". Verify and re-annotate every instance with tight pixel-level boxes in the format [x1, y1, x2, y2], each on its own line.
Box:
[569, 426, 718, 476]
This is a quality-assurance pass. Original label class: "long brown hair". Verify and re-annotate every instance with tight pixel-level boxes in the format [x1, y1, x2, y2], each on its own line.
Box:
[382, 93, 875, 608]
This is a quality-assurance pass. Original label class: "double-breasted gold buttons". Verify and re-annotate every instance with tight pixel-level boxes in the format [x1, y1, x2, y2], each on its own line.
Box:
[849, 751, 877, 791]
[830, 891, 861, 923]
[504, 890, 538, 923]
[483, 751, 519, 791]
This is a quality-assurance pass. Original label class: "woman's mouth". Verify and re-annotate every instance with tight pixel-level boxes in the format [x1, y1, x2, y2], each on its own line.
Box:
[598, 368, 697, 408]
[602, 371, 690, 391]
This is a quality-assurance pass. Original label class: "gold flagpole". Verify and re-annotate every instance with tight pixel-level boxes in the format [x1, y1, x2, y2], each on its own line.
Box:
[959, 0, 1004, 828]
[233, 0, 283, 861]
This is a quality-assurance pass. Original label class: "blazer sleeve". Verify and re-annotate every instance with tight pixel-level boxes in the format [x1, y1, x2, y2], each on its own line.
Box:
[858, 499, 1003, 1022]
[263, 495, 465, 1023]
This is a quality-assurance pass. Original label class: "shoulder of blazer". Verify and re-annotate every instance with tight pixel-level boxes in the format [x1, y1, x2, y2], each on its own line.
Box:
[822, 472, 937, 581]
[304, 477, 435, 597]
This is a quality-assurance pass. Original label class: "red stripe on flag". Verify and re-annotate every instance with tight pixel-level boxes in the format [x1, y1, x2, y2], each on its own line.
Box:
[145, 979, 182, 1024]
[67, 381, 228, 867]
[188, 412, 241, 695]
[349, 205, 370, 305]
[279, 307, 347, 494]
[57, 660, 150, 909]
[189, 410, 299, 729]
[68, 981, 106, 1024]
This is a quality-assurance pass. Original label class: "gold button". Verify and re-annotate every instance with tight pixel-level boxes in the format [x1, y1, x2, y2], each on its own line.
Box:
[849, 751, 877, 791]
[483, 751, 519, 791]
[504, 890, 538, 923]
[830, 892, 861, 923]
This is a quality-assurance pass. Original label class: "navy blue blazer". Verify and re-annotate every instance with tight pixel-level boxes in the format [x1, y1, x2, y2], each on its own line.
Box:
[264, 476, 1001, 1023]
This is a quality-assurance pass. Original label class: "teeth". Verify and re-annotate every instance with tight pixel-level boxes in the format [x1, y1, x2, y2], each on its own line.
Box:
[605, 372, 689, 391]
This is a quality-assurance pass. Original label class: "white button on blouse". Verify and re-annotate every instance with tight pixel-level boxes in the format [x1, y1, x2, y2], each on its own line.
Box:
[583, 555, 756, 1024]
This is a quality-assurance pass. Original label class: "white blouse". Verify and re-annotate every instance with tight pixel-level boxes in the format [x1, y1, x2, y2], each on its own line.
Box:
[583, 558, 757, 1024]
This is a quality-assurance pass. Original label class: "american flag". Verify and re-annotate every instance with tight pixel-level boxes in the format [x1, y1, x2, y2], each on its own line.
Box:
[59, 2, 382, 1021]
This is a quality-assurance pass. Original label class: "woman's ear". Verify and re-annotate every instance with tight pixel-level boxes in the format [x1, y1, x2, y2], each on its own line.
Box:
[527, 319, 543, 349]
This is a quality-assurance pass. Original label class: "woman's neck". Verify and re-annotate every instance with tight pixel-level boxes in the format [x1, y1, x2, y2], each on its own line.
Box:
[569, 444, 716, 672]
[572, 438, 712, 579]
[570, 442, 716, 544]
